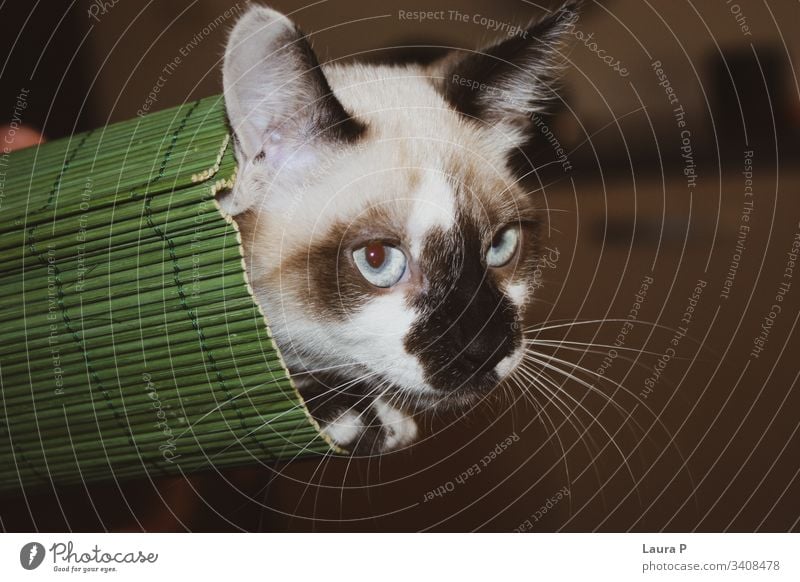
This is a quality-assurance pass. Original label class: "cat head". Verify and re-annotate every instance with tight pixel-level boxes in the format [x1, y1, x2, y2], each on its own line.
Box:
[220, 3, 577, 407]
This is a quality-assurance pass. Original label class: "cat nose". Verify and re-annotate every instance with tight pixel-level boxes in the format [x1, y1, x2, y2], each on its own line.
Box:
[451, 285, 515, 375]
[460, 333, 511, 375]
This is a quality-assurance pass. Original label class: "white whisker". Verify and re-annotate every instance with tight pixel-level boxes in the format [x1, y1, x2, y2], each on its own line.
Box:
[508, 374, 575, 515]
[518, 362, 640, 507]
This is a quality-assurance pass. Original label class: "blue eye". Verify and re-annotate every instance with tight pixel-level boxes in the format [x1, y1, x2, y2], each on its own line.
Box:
[353, 242, 407, 288]
[487, 225, 520, 267]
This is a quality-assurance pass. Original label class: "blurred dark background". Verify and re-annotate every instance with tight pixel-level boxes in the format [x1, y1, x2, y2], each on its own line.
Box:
[1, 0, 799, 532]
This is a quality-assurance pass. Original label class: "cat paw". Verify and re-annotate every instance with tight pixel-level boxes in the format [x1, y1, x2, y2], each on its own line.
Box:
[320, 409, 365, 449]
[320, 399, 417, 455]
[372, 398, 418, 450]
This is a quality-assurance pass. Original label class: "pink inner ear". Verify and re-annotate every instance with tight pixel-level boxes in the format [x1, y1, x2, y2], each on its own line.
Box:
[266, 137, 318, 181]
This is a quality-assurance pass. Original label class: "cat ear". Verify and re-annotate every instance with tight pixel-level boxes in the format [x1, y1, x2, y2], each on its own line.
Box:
[434, 2, 579, 145]
[221, 6, 365, 215]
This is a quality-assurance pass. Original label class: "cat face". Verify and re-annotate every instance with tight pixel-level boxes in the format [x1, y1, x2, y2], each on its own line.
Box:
[221, 5, 576, 416]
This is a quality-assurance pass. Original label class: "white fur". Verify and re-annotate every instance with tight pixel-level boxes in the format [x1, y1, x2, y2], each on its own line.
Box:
[373, 398, 418, 450]
[322, 410, 363, 446]
[406, 171, 455, 260]
[344, 294, 430, 392]
[264, 292, 431, 396]
[496, 346, 524, 380]
[506, 282, 529, 307]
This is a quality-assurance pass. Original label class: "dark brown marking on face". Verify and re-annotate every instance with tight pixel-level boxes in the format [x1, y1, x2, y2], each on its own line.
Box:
[281, 205, 406, 320]
[404, 213, 526, 396]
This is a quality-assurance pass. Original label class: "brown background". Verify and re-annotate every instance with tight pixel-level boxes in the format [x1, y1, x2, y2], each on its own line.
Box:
[1, 0, 799, 531]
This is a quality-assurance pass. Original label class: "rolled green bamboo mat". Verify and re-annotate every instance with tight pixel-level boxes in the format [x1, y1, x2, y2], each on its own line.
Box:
[0, 95, 334, 493]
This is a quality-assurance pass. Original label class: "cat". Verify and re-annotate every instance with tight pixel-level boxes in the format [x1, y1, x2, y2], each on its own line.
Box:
[218, 2, 579, 454]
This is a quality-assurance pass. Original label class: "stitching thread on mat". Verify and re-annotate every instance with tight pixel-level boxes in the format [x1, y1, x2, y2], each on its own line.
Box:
[141, 99, 274, 459]
[40, 130, 94, 211]
[26, 227, 141, 466]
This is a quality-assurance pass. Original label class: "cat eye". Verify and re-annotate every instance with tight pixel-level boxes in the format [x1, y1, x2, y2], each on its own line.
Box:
[353, 242, 407, 288]
[486, 225, 520, 267]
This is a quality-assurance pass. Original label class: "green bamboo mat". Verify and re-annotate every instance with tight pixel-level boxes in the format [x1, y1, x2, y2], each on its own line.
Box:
[0, 96, 333, 494]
